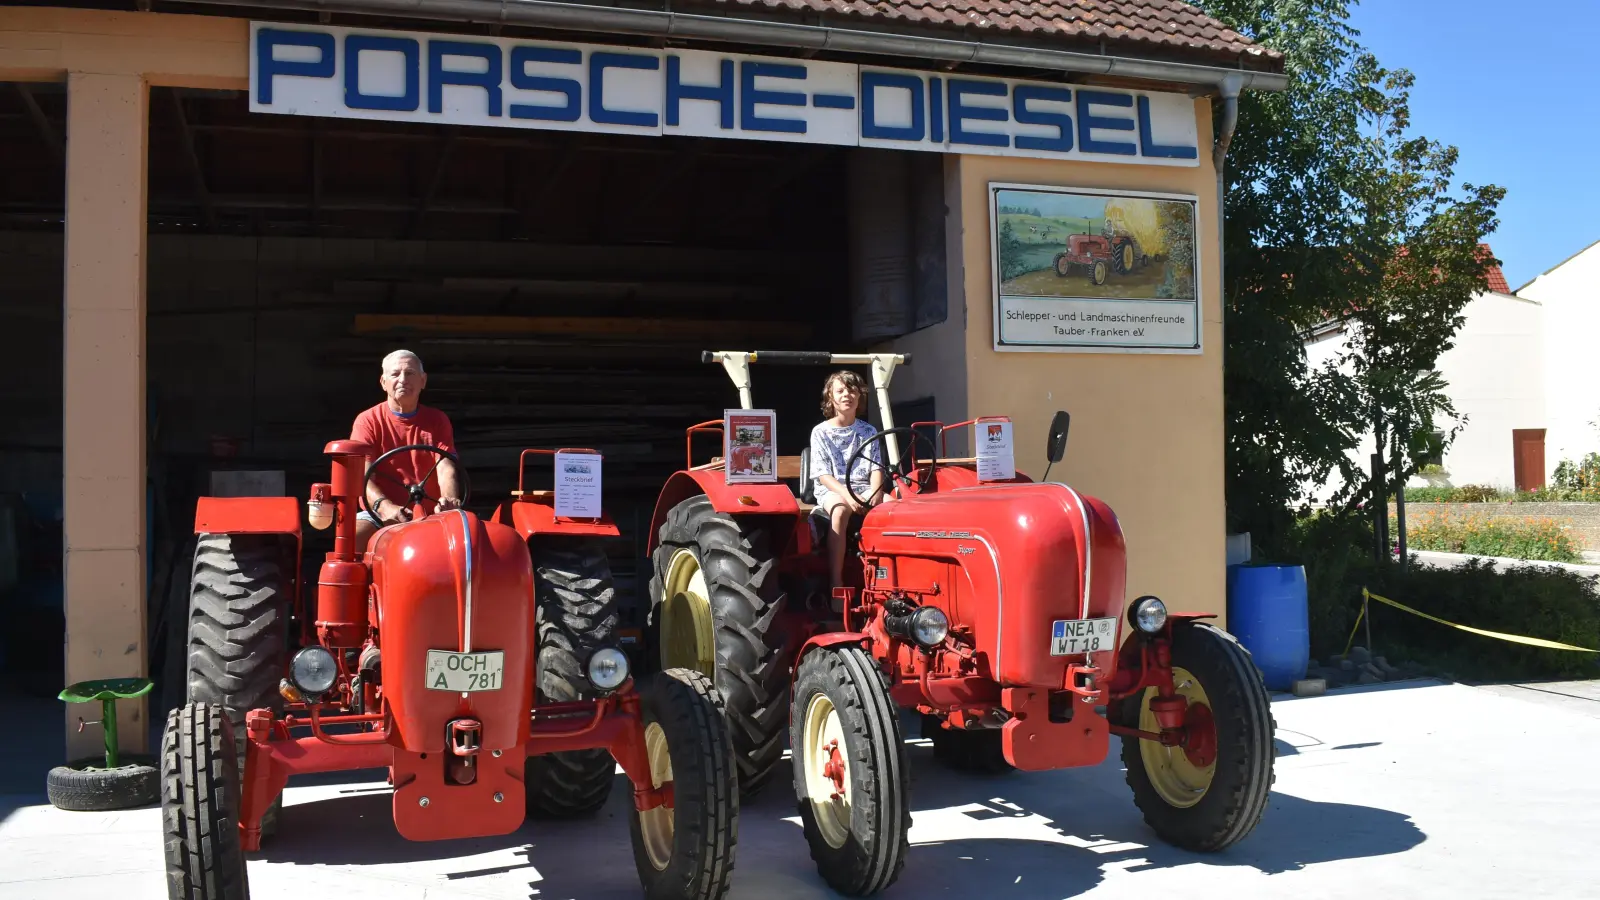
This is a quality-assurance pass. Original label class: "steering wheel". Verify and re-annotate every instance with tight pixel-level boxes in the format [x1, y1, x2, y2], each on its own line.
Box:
[360, 443, 471, 523]
[843, 427, 939, 510]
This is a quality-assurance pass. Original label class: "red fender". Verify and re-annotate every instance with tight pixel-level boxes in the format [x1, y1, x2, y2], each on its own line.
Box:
[645, 470, 801, 556]
[491, 499, 621, 539]
[194, 496, 303, 538]
[791, 631, 872, 682]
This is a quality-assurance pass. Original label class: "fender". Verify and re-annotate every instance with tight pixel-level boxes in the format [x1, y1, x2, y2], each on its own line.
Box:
[791, 631, 871, 681]
[492, 499, 621, 539]
[195, 496, 303, 539]
[645, 470, 800, 555]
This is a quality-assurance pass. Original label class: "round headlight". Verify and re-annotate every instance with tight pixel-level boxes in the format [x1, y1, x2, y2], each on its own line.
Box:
[910, 606, 951, 648]
[290, 646, 338, 696]
[1130, 596, 1168, 635]
[587, 647, 630, 692]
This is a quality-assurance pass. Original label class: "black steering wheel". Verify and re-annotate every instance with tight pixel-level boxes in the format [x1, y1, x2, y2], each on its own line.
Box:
[843, 427, 939, 509]
[360, 443, 471, 523]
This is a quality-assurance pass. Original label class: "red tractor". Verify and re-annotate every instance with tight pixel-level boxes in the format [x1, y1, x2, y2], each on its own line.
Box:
[163, 439, 738, 900]
[1052, 230, 1148, 285]
[646, 351, 1274, 896]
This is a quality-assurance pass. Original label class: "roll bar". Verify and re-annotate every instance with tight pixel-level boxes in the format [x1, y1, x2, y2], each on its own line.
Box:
[702, 350, 912, 468]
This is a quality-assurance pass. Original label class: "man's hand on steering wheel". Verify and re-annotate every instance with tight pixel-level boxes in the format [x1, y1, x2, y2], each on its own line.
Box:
[361, 443, 470, 523]
[843, 427, 939, 510]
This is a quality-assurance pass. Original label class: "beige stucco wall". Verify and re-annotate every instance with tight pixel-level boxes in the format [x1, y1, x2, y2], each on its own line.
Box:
[928, 103, 1228, 623]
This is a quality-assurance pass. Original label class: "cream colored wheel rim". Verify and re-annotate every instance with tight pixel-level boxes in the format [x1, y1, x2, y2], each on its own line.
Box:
[1138, 666, 1216, 809]
[638, 722, 675, 871]
[662, 548, 715, 677]
[801, 692, 851, 849]
[1122, 243, 1134, 270]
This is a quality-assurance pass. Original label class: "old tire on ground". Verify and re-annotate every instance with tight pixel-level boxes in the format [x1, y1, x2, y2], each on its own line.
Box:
[1053, 253, 1071, 277]
[46, 755, 159, 811]
[162, 702, 250, 900]
[628, 667, 739, 900]
[792, 644, 909, 897]
[1117, 623, 1275, 852]
[186, 533, 291, 840]
[922, 715, 1014, 775]
[526, 537, 621, 819]
[650, 495, 788, 797]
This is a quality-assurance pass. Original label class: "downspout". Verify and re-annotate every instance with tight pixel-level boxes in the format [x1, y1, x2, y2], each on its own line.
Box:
[1213, 73, 1242, 536]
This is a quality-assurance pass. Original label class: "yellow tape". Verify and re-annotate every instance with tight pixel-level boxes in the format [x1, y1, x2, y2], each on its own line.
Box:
[1362, 588, 1598, 653]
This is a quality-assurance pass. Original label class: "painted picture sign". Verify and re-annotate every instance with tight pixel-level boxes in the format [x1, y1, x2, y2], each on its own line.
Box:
[724, 409, 778, 484]
[989, 184, 1201, 353]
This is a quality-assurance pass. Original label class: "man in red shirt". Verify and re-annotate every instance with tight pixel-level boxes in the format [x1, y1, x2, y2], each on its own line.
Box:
[351, 349, 464, 549]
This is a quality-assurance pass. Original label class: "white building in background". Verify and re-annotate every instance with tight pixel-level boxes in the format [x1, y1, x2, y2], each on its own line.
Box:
[1301, 245, 1576, 501]
[1516, 240, 1600, 476]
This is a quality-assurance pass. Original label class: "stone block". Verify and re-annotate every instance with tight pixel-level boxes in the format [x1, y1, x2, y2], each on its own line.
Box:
[1291, 678, 1327, 698]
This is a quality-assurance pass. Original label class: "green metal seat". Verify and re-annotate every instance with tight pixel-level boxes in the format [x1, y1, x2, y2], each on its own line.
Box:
[60, 677, 153, 769]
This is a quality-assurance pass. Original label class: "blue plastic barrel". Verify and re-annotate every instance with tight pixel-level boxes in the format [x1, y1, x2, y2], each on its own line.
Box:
[1225, 563, 1309, 691]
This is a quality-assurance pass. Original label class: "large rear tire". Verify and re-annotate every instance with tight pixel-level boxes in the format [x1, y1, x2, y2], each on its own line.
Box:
[628, 668, 739, 900]
[162, 702, 250, 900]
[649, 495, 788, 797]
[1118, 623, 1275, 852]
[526, 537, 620, 819]
[791, 645, 909, 897]
[185, 533, 291, 840]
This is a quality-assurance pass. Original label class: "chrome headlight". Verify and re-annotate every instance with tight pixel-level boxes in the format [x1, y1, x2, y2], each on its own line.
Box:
[587, 647, 630, 692]
[290, 646, 338, 696]
[1129, 596, 1168, 635]
[910, 606, 951, 648]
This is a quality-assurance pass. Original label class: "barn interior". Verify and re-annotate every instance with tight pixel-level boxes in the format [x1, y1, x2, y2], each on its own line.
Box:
[0, 78, 948, 708]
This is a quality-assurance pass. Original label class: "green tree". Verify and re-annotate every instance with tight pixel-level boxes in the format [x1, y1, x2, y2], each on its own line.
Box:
[1198, 0, 1504, 553]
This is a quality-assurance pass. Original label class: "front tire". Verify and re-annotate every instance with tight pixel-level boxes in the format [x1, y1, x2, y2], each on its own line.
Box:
[525, 537, 620, 819]
[1053, 253, 1071, 277]
[791, 645, 909, 897]
[1118, 623, 1275, 852]
[1091, 260, 1109, 285]
[650, 495, 788, 797]
[162, 702, 250, 900]
[628, 668, 739, 900]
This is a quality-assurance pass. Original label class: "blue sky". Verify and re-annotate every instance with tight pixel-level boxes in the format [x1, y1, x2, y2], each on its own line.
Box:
[1347, 0, 1600, 290]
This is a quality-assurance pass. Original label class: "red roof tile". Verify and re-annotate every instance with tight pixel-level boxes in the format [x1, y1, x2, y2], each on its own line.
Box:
[690, 0, 1283, 68]
[1480, 245, 1510, 294]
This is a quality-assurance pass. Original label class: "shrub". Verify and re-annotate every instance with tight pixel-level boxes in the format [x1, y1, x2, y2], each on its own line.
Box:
[1453, 484, 1502, 503]
[1403, 486, 1461, 503]
[1397, 512, 1581, 563]
[1553, 452, 1600, 493]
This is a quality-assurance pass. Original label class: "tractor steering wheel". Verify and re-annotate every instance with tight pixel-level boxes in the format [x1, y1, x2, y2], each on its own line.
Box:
[843, 427, 939, 510]
[360, 443, 471, 523]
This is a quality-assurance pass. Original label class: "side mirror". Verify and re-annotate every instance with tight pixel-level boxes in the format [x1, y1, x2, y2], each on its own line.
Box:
[1046, 410, 1070, 464]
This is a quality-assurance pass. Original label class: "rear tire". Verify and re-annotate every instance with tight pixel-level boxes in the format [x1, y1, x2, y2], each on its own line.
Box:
[185, 534, 291, 840]
[791, 645, 909, 897]
[650, 495, 788, 797]
[525, 538, 620, 819]
[923, 715, 1013, 775]
[46, 755, 159, 811]
[162, 702, 250, 900]
[628, 668, 739, 900]
[1118, 623, 1275, 852]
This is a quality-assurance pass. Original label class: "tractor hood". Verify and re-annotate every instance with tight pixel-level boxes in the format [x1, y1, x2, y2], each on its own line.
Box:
[860, 482, 1127, 688]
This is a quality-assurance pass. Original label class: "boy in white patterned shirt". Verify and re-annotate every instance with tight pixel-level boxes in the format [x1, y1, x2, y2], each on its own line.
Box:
[809, 370, 887, 588]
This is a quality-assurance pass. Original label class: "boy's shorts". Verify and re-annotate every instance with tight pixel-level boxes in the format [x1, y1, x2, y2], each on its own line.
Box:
[357, 510, 382, 528]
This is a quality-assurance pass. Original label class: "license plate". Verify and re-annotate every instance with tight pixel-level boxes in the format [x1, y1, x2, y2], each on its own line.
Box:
[1050, 617, 1118, 656]
[425, 650, 505, 692]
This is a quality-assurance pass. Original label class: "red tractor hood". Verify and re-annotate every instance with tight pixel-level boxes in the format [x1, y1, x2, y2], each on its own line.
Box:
[859, 482, 1127, 688]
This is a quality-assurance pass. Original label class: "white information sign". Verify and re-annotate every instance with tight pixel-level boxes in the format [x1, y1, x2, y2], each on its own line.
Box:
[554, 451, 603, 519]
[976, 420, 1016, 482]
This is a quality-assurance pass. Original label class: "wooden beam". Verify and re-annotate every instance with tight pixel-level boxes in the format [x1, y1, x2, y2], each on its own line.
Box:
[352, 313, 803, 341]
[522, 135, 584, 236]
[14, 83, 62, 160]
[165, 88, 217, 230]
[409, 127, 459, 239]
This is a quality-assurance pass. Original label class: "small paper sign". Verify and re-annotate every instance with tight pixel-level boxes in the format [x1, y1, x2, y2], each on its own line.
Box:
[976, 420, 1016, 482]
[554, 451, 602, 519]
[725, 409, 779, 484]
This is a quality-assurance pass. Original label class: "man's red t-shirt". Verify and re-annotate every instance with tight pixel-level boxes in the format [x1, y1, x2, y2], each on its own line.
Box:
[350, 402, 457, 508]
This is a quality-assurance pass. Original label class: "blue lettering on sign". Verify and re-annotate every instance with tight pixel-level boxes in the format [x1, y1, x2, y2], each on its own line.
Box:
[256, 28, 334, 105]
[1077, 90, 1137, 156]
[948, 78, 1008, 148]
[666, 56, 734, 129]
[1138, 96, 1198, 159]
[589, 52, 660, 128]
[429, 40, 502, 117]
[812, 93, 855, 110]
[928, 77, 944, 143]
[509, 46, 581, 122]
[741, 62, 807, 134]
[860, 71, 925, 142]
[344, 34, 419, 112]
[1012, 85, 1073, 153]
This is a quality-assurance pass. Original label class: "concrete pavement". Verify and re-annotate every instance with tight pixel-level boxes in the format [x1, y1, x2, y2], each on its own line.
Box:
[3, 678, 1598, 899]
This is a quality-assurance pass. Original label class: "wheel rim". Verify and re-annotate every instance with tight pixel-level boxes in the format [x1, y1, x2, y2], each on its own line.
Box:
[1094, 261, 1107, 284]
[662, 549, 715, 677]
[801, 692, 851, 849]
[1137, 666, 1217, 809]
[1122, 244, 1133, 270]
[638, 722, 675, 871]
